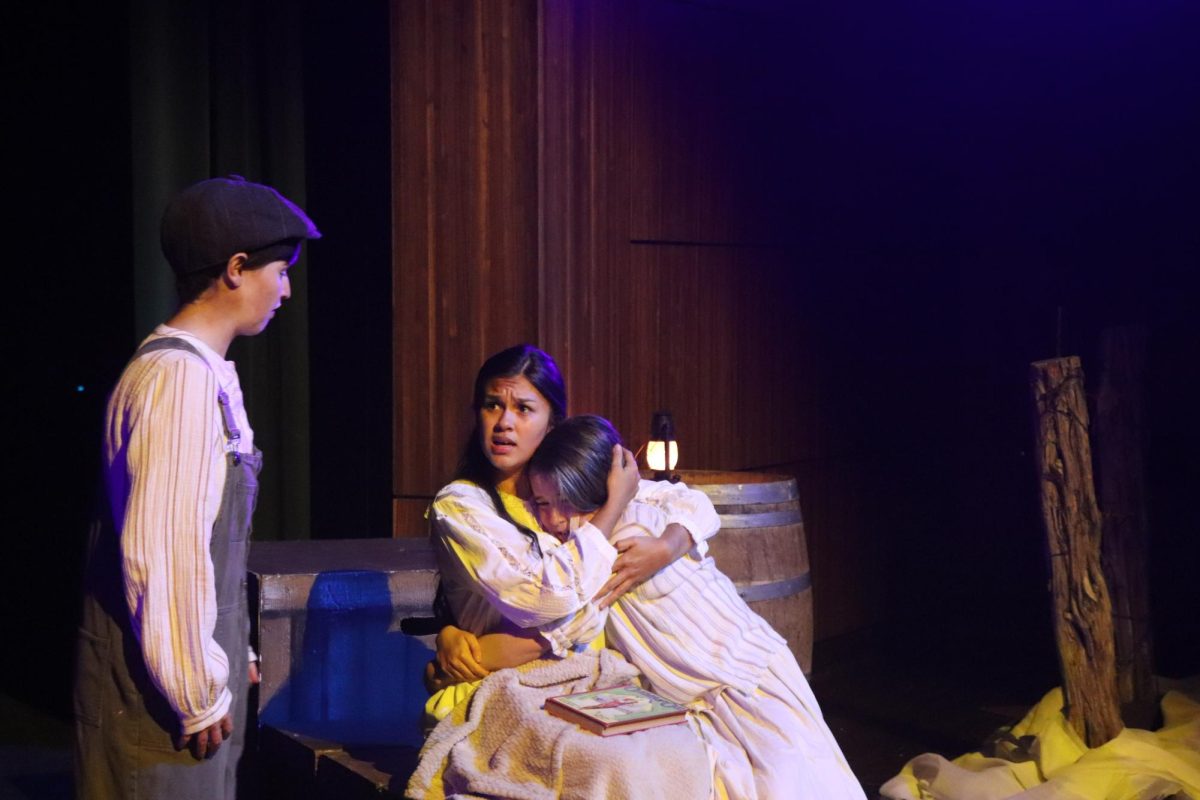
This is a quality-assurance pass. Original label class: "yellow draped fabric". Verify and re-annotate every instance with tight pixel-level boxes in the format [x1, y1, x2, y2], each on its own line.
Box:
[883, 684, 1200, 800]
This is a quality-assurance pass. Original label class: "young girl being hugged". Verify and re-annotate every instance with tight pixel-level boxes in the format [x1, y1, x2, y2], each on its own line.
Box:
[528, 415, 867, 800]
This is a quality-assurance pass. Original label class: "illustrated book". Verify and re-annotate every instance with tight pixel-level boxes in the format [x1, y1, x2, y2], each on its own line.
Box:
[544, 685, 689, 736]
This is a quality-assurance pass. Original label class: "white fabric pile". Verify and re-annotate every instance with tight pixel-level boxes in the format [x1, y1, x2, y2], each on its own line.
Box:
[882, 684, 1200, 800]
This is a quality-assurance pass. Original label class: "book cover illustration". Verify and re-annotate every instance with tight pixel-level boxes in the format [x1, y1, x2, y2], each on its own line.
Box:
[545, 686, 689, 735]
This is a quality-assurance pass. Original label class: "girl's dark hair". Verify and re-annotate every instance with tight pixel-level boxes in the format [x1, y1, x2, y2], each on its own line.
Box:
[529, 415, 623, 513]
[431, 346, 567, 627]
[452, 344, 568, 550]
[175, 239, 302, 305]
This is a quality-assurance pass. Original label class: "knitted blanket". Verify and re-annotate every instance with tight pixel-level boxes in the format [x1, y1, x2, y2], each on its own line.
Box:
[406, 649, 713, 800]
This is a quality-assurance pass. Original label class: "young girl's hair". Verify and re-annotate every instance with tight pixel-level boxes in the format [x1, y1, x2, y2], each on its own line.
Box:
[529, 414, 624, 513]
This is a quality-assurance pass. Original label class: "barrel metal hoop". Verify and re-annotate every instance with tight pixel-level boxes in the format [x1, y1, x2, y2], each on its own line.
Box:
[696, 480, 799, 505]
[717, 509, 803, 529]
[737, 572, 812, 603]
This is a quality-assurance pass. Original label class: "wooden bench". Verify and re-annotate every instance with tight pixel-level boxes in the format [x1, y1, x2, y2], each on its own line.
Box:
[249, 539, 438, 796]
[244, 474, 810, 794]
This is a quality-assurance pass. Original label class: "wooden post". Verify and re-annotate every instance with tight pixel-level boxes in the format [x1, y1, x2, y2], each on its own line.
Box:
[1030, 356, 1124, 747]
[1095, 326, 1156, 717]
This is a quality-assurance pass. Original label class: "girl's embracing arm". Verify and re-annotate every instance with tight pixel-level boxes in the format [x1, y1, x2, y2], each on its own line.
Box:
[635, 478, 721, 551]
[594, 480, 720, 607]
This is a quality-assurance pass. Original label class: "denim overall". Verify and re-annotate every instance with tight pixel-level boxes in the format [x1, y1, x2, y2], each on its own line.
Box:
[74, 338, 261, 799]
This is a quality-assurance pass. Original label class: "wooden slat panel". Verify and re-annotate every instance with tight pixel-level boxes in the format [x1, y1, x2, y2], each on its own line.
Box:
[393, 0, 540, 498]
[540, 0, 638, 431]
[393, 0, 881, 639]
[787, 457, 879, 641]
[627, 1, 794, 245]
[537, 0, 877, 639]
[392, 497, 432, 539]
[539, 0, 815, 470]
[392, 0, 436, 500]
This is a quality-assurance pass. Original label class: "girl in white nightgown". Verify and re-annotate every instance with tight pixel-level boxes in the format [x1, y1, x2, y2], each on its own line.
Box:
[527, 415, 867, 800]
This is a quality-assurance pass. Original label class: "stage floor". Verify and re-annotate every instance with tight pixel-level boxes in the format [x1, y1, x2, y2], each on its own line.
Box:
[0, 621, 1060, 799]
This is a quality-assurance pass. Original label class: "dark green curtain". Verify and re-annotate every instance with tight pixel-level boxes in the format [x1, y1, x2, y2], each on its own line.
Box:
[130, 0, 312, 540]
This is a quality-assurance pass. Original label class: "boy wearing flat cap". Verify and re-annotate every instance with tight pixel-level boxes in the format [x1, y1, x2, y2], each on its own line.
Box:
[74, 176, 320, 799]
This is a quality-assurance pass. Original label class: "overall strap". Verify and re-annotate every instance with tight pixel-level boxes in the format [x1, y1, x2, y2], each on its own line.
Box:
[133, 337, 243, 460]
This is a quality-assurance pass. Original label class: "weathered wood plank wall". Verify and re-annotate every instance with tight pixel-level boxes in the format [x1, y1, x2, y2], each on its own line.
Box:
[391, 0, 541, 534]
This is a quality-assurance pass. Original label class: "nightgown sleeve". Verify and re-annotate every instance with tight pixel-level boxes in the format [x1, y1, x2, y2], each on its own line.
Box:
[429, 484, 619, 628]
[633, 478, 721, 556]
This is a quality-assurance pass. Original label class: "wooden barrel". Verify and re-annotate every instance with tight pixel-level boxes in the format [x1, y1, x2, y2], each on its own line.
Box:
[665, 470, 813, 674]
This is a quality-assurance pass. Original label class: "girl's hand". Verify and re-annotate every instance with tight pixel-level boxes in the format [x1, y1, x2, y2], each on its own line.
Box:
[589, 445, 641, 540]
[435, 625, 489, 683]
[605, 445, 640, 509]
[594, 523, 693, 608]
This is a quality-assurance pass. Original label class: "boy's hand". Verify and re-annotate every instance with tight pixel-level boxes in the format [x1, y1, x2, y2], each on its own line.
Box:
[175, 713, 233, 760]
